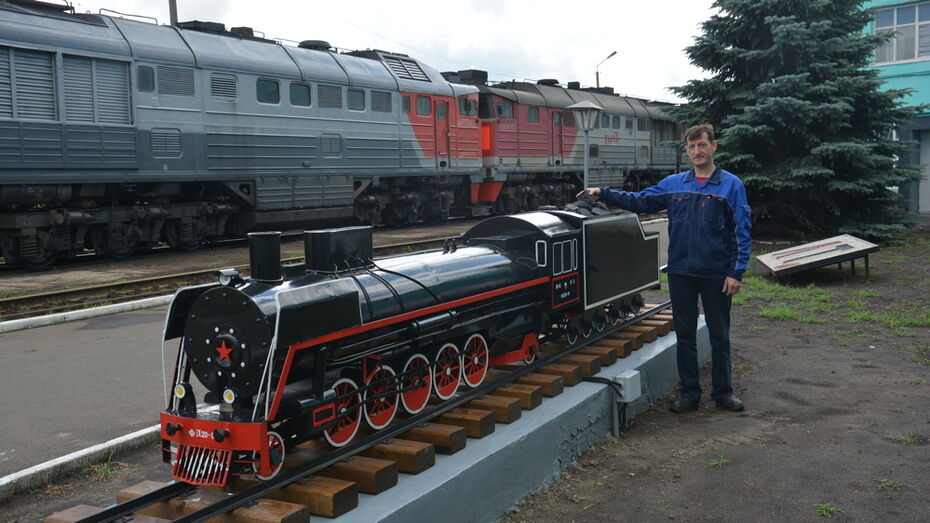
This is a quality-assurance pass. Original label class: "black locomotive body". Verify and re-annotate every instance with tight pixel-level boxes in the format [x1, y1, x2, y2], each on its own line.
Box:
[159, 210, 659, 485]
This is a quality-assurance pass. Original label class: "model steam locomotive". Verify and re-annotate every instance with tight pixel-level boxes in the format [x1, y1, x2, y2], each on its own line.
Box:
[0, 0, 682, 267]
[158, 208, 659, 485]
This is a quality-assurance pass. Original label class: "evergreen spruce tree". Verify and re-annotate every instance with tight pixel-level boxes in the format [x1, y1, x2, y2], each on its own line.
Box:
[669, 0, 921, 241]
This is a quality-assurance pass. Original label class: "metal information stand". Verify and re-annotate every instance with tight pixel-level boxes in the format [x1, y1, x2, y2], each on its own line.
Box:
[757, 234, 879, 278]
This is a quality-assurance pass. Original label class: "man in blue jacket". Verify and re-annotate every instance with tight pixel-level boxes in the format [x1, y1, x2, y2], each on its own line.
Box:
[581, 124, 751, 412]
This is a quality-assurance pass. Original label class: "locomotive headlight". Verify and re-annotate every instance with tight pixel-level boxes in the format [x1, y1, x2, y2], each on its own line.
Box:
[217, 268, 244, 287]
[174, 384, 187, 399]
[223, 388, 236, 404]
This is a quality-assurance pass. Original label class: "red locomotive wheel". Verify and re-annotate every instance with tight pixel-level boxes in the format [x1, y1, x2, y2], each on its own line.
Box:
[324, 378, 362, 447]
[364, 365, 399, 429]
[253, 431, 285, 480]
[462, 334, 489, 387]
[400, 353, 432, 414]
[433, 343, 461, 400]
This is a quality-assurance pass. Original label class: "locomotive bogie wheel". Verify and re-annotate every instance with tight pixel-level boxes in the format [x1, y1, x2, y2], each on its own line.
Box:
[462, 334, 489, 387]
[579, 321, 593, 339]
[565, 327, 579, 346]
[433, 343, 461, 400]
[253, 431, 285, 480]
[400, 353, 432, 414]
[364, 365, 399, 429]
[607, 308, 622, 326]
[323, 378, 362, 447]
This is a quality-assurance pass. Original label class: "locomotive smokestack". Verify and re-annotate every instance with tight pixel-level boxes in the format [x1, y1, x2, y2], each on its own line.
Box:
[248, 231, 282, 282]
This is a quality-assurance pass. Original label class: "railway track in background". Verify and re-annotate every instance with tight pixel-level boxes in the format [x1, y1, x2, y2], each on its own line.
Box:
[0, 235, 456, 322]
[50, 302, 672, 523]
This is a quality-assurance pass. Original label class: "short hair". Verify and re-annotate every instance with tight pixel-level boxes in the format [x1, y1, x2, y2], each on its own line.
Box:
[683, 124, 715, 143]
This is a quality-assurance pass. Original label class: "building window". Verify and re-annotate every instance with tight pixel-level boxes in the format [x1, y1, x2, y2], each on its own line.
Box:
[496, 102, 513, 118]
[528, 107, 539, 123]
[257, 79, 279, 104]
[290, 83, 311, 106]
[874, 3, 930, 63]
[416, 95, 431, 115]
[347, 88, 365, 110]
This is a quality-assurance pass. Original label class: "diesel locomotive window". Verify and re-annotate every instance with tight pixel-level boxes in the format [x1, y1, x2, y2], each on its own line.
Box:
[600, 114, 609, 129]
[496, 102, 513, 118]
[318, 85, 342, 108]
[563, 112, 575, 127]
[416, 96, 431, 115]
[626, 117, 634, 131]
[553, 112, 561, 126]
[637, 118, 650, 131]
[458, 98, 477, 116]
[612, 116, 621, 129]
[257, 79, 279, 104]
[402, 95, 411, 114]
[137, 66, 155, 92]
[874, 4, 930, 63]
[290, 83, 311, 106]
[528, 107, 539, 123]
[372, 91, 392, 112]
[437, 101, 446, 119]
[347, 89, 365, 111]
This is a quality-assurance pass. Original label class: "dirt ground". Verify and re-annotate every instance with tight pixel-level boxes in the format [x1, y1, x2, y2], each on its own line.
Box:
[3, 220, 928, 522]
[503, 220, 930, 522]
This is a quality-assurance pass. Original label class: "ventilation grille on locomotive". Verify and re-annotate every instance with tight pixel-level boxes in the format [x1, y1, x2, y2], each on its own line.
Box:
[318, 85, 342, 108]
[383, 56, 430, 82]
[158, 66, 195, 97]
[211, 73, 238, 100]
[151, 129, 182, 158]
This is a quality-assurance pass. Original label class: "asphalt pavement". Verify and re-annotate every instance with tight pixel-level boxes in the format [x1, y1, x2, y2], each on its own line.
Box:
[0, 307, 170, 476]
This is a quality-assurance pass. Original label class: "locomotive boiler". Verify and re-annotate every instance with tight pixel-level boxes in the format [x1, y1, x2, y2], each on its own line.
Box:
[159, 209, 659, 485]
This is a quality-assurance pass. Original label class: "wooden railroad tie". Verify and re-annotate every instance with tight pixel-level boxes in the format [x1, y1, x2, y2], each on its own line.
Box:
[316, 455, 399, 494]
[466, 394, 522, 423]
[607, 331, 643, 350]
[113, 480, 308, 521]
[262, 475, 358, 519]
[493, 383, 543, 410]
[513, 372, 565, 397]
[638, 319, 671, 336]
[436, 407, 496, 438]
[47, 505, 167, 523]
[401, 422, 467, 454]
[538, 351, 601, 376]
[359, 438, 435, 475]
[623, 325, 658, 343]
[534, 362, 583, 386]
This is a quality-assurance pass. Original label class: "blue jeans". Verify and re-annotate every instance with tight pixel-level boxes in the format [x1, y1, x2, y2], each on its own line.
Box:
[667, 273, 733, 401]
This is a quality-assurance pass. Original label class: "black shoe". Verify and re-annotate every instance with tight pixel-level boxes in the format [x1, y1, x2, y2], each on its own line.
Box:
[715, 395, 745, 412]
[669, 397, 700, 413]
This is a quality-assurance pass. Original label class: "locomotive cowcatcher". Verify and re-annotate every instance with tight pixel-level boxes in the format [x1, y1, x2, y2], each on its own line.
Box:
[159, 210, 659, 485]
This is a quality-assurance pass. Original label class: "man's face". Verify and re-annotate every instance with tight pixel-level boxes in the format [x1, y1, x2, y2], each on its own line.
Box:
[686, 133, 717, 170]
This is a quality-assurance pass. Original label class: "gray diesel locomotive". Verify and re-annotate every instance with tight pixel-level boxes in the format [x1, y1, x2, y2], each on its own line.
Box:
[0, 0, 682, 267]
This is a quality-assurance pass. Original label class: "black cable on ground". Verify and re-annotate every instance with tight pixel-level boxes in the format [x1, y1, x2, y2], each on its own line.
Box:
[581, 376, 633, 432]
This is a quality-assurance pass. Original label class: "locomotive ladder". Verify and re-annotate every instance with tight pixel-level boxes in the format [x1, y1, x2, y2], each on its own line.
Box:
[76, 300, 671, 523]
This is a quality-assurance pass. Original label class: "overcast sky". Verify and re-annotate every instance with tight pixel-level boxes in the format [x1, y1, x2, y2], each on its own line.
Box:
[70, 0, 717, 102]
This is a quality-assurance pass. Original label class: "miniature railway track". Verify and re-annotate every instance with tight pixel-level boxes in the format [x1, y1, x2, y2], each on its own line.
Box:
[0, 235, 456, 322]
[53, 303, 673, 523]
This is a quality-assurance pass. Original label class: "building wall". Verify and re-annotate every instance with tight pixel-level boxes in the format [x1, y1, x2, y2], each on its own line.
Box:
[865, 0, 930, 212]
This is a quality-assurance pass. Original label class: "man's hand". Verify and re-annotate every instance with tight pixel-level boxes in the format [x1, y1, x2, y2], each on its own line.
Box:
[576, 187, 601, 200]
[722, 276, 741, 296]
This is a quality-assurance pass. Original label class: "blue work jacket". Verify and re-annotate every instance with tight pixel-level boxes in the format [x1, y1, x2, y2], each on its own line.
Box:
[600, 166, 752, 280]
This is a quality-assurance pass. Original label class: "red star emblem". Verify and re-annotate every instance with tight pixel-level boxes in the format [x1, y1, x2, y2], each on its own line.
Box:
[215, 340, 234, 361]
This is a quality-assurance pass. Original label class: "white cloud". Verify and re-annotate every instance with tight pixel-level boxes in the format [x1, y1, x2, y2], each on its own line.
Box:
[70, 0, 715, 101]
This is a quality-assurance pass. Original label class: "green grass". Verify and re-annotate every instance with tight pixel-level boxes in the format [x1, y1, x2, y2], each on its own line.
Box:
[875, 478, 903, 491]
[706, 456, 730, 469]
[816, 504, 843, 518]
[86, 452, 120, 481]
[885, 432, 920, 445]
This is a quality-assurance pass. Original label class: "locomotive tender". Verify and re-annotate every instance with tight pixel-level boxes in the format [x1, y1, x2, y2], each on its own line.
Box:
[159, 209, 659, 485]
[0, 0, 682, 267]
